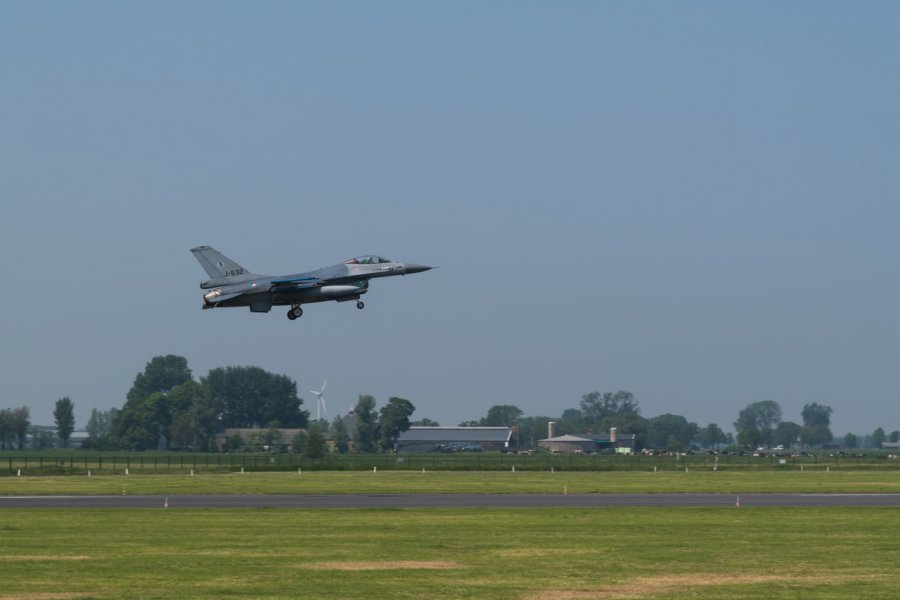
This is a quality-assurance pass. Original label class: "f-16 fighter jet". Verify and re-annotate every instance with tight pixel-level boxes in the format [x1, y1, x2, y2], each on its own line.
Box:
[191, 246, 432, 320]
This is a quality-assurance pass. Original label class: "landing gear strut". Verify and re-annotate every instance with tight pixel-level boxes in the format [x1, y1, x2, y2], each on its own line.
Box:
[287, 305, 303, 320]
[356, 301, 365, 310]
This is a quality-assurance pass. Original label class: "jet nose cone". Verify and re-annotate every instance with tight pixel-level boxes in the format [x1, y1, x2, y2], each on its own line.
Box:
[404, 263, 432, 275]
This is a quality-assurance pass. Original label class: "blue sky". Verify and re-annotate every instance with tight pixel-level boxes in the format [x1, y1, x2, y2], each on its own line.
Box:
[1, 2, 898, 436]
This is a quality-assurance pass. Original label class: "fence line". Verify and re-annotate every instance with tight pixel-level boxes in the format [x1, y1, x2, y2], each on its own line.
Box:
[2, 452, 898, 474]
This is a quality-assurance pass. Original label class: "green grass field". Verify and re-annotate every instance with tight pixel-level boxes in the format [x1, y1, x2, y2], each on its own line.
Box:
[3, 471, 899, 599]
[3, 469, 900, 495]
[1, 507, 898, 599]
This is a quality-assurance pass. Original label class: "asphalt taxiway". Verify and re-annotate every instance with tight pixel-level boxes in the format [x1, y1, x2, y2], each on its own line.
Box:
[2, 493, 900, 509]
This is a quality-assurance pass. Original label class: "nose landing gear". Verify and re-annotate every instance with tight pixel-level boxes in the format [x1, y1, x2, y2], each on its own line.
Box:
[287, 305, 303, 320]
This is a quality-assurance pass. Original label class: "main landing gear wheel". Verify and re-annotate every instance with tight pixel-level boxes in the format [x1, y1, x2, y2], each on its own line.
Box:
[287, 306, 303, 320]
[356, 301, 365, 310]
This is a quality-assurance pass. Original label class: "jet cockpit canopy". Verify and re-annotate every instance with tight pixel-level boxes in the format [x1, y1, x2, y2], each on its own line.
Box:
[343, 256, 392, 265]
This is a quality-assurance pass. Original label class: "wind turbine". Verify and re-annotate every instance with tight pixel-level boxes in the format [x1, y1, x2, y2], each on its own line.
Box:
[310, 380, 327, 422]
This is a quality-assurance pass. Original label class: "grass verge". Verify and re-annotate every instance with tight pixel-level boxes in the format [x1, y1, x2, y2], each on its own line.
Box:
[0, 507, 898, 599]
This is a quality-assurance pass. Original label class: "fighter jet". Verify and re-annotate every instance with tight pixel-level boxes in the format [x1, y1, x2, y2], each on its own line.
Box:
[190, 246, 432, 320]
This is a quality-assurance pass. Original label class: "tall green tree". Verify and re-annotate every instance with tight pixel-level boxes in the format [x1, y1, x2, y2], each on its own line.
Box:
[126, 355, 192, 407]
[801, 403, 833, 447]
[304, 426, 326, 459]
[331, 415, 349, 453]
[737, 426, 763, 448]
[202, 366, 308, 428]
[53, 397, 75, 448]
[82, 407, 119, 450]
[557, 408, 586, 435]
[843, 432, 858, 449]
[481, 404, 523, 427]
[0, 409, 13, 449]
[154, 380, 195, 450]
[517, 415, 553, 449]
[644, 414, 698, 451]
[114, 355, 193, 450]
[188, 381, 220, 451]
[291, 430, 307, 454]
[86, 408, 117, 438]
[379, 397, 416, 450]
[114, 392, 169, 450]
[30, 426, 55, 449]
[872, 427, 887, 449]
[580, 391, 638, 423]
[734, 400, 782, 447]
[696, 423, 730, 449]
[116, 380, 209, 451]
[802, 403, 832, 426]
[352, 395, 379, 453]
[0, 407, 31, 449]
[772, 421, 802, 448]
[159, 380, 218, 451]
[11, 406, 30, 449]
[579, 391, 646, 447]
[168, 412, 194, 451]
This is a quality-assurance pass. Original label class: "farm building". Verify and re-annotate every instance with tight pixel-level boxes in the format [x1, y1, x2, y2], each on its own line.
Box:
[539, 432, 636, 454]
[395, 426, 513, 452]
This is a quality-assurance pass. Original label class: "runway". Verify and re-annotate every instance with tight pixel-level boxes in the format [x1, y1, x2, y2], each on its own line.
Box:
[2, 493, 900, 509]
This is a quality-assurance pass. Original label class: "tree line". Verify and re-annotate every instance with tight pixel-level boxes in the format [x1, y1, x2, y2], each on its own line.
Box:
[465, 393, 900, 452]
[89, 354, 310, 451]
[2, 355, 417, 453]
[3, 354, 899, 452]
[85, 355, 415, 453]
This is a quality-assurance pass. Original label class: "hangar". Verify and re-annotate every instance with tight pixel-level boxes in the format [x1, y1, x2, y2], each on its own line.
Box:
[395, 426, 513, 452]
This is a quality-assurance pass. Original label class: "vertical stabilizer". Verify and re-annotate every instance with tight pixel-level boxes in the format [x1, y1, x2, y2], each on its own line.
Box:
[191, 246, 252, 280]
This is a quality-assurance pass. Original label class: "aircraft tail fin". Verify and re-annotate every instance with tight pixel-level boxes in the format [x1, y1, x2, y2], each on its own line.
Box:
[191, 246, 252, 281]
